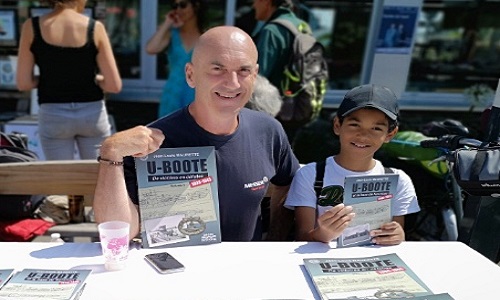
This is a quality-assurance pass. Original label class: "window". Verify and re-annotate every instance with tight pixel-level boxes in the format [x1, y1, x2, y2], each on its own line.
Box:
[235, 0, 374, 90]
[103, 0, 141, 79]
[0, 8, 18, 48]
[408, 0, 500, 94]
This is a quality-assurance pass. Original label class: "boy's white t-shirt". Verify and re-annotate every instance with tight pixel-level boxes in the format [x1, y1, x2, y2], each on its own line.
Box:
[284, 156, 420, 218]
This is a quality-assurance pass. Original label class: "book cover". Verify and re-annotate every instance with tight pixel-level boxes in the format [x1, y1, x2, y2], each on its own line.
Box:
[0, 269, 14, 289]
[0, 269, 91, 300]
[135, 146, 221, 248]
[337, 173, 399, 247]
[303, 253, 433, 300]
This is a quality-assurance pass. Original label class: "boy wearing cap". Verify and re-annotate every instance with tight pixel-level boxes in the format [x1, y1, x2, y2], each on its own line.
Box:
[284, 84, 420, 245]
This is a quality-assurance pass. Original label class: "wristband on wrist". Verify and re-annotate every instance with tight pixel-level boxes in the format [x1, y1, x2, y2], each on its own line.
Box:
[97, 156, 124, 166]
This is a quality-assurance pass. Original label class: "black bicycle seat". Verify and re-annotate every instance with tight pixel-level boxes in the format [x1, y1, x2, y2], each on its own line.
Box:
[421, 119, 470, 137]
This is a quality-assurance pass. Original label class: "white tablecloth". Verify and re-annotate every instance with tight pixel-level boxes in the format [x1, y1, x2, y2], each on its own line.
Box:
[0, 241, 498, 300]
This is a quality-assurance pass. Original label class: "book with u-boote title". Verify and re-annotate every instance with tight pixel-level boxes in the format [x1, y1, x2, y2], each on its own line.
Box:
[337, 173, 399, 248]
[0, 269, 14, 289]
[303, 253, 437, 300]
[134, 146, 221, 248]
[0, 268, 91, 300]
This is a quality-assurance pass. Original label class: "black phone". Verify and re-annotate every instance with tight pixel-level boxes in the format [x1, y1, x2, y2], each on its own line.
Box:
[144, 252, 185, 274]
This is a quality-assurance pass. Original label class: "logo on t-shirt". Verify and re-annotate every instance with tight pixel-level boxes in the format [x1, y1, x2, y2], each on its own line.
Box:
[243, 176, 269, 191]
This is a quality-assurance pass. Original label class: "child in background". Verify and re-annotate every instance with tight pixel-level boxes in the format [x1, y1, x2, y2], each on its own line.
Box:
[284, 84, 420, 245]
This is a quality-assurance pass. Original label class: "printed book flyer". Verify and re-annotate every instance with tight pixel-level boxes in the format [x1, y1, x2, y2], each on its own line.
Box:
[337, 173, 399, 247]
[303, 253, 434, 300]
[0, 269, 91, 300]
[135, 146, 221, 248]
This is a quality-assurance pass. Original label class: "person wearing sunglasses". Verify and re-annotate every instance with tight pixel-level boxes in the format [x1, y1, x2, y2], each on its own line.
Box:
[146, 0, 207, 118]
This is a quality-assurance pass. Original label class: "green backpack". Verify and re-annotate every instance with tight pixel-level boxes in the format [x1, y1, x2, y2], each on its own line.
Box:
[271, 19, 329, 123]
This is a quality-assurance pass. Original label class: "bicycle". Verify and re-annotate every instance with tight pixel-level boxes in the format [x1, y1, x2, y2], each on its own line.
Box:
[420, 134, 500, 262]
[378, 120, 470, 242]
[419, 134, 483, 236]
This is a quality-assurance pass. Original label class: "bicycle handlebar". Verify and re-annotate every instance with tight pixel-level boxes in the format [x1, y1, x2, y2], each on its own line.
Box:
[420, 134, 483, 151]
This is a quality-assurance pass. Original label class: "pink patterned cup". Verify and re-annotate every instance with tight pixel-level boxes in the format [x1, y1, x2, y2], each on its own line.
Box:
[98, 221, 130, 271]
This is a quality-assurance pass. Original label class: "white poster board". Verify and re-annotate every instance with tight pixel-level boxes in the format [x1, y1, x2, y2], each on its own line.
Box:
[369, 0, 423, 98]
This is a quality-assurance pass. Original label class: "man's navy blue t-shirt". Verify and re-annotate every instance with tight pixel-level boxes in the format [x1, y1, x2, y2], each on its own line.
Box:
[124, 107, 300, 241]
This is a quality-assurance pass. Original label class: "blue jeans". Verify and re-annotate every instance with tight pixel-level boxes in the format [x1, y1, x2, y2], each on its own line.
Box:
[39, 101, 111, 160]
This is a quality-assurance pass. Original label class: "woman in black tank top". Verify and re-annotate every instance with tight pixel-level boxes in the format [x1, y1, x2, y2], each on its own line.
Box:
[16, 0, 122, 160]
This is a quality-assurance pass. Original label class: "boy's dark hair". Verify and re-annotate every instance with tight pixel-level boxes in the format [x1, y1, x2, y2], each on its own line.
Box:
[336, 84, 399, 132]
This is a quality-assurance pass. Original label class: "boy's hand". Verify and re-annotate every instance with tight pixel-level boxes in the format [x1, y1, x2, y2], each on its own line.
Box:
[313, 204, 355, 243]
[370, 221, 405, 245]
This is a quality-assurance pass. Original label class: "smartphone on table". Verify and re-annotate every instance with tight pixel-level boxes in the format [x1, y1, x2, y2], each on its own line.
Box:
[144, 252, 185, 274]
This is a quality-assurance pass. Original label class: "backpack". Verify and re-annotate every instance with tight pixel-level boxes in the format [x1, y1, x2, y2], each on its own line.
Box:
[0, 132, 45, 220]
[314, 159, 394, 204]
[0, 131, 28, 149]
[271, 19, 329, 123]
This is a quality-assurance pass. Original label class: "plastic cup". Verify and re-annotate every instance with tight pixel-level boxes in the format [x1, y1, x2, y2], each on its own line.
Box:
[98, 221, 130, 271]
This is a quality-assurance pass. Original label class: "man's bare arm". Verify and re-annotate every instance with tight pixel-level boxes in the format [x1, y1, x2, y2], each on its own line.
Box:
[93, 162, 141, 239]
[93, 126, 165, 240]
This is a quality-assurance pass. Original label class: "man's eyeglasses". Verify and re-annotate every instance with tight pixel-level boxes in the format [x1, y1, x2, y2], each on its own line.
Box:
[172, 1, 189, 9]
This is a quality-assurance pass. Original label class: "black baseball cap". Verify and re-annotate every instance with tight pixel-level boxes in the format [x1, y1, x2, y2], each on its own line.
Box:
[337, 84, 399, 121]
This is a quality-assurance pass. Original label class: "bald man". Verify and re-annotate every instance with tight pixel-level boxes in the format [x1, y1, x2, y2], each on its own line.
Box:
[93, 26, 300, 242]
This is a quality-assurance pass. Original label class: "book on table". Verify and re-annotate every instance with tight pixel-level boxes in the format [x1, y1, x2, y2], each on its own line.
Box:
[0, 268, 91, 300]
[337, 173, 399, 248]
[303, 253, 449, 300]
[0, 269, 14, 289]
[134, 146, 221, 248]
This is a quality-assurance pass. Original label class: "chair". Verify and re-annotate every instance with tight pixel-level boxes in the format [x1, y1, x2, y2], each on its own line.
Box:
[0, 160, 99, 242]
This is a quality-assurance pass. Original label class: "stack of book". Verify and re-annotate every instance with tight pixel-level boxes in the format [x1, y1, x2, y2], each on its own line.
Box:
[303, 253, 454, 299]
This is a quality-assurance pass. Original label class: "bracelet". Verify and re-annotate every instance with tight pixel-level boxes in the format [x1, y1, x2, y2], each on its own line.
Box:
[97, 156, 124, 166]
